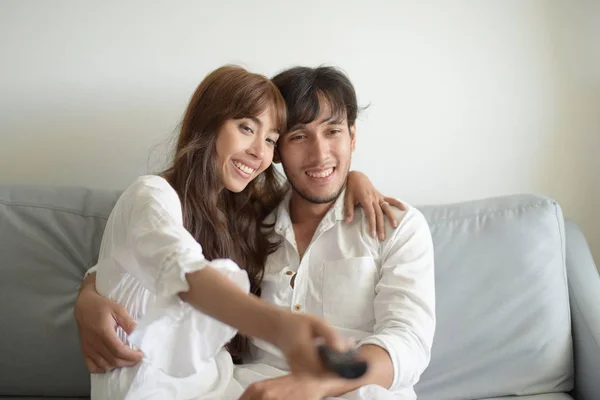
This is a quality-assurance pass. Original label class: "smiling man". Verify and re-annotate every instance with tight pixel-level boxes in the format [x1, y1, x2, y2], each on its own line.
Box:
[234, 66, 436, 400]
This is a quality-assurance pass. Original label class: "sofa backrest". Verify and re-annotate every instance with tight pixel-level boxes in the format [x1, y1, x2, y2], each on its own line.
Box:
[0, 184, 119, 397]
[0, 184, 574, 398]
[415, 194, 573, 399]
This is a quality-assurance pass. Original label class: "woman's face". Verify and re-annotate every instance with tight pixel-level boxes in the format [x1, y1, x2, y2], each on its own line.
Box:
[215, 108, 280, 192]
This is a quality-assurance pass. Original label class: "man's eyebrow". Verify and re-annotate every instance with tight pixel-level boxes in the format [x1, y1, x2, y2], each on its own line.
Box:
[289, 115, 345, 132]
[289, 123, 306, 132]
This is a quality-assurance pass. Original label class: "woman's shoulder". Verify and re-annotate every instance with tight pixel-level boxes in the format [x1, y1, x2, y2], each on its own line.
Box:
[128, 174, 171, 189]
[119, 175, 182, 211]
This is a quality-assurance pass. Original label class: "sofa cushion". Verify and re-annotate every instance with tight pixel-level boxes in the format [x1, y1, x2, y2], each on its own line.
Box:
[414, 194, 574, 399]
[482, 394, 572, 400]
[0, 398, 89, 400]
[0, 184, 119, 396]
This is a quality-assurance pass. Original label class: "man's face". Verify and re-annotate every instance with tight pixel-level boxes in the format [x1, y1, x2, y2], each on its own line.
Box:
[277, 99, 356, 204]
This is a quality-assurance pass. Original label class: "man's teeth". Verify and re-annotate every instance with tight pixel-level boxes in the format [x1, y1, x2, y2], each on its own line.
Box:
[233, 161, 255, 174]
[306, 168, 334, 178]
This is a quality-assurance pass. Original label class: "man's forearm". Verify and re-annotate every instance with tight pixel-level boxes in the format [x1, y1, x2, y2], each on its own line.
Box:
[321, 344, 394, 397]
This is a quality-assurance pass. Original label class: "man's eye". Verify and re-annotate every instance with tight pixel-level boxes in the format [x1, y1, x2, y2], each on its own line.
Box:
[291, 135, 305, 141]
[329, 129, 342, 135]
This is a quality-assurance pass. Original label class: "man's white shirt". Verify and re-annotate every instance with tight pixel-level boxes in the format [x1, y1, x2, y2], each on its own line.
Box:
[249, 190, 436, 398]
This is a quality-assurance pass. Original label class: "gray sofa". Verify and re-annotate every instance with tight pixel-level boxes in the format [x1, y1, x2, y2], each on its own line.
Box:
[0, 183, 598, 400]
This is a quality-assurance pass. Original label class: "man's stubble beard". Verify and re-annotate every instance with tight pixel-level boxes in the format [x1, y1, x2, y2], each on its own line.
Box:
[284, 166, 350, 205]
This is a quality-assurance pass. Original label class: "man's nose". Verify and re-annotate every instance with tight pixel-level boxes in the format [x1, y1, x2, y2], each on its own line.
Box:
[310, 136, 329, 161]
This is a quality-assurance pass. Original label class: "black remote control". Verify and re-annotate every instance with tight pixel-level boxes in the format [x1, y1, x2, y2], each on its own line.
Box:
[317, 344, 368, 379]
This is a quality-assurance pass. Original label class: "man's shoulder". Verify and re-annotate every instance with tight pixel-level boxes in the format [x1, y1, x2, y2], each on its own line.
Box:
[397, 205, 430, 230]
[354, 202, 428, 227]
[349, 204, 431, 245]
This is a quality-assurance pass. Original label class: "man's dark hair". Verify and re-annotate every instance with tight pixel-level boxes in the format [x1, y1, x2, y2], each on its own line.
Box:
[271, 66, 359, 131]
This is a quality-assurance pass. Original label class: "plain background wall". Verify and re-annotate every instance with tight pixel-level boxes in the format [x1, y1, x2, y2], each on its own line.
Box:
[543, 0, 600, 268]
[1, 0, 598, 265]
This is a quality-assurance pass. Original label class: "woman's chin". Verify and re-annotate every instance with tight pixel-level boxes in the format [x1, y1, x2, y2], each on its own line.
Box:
[223, 180, 249, 193]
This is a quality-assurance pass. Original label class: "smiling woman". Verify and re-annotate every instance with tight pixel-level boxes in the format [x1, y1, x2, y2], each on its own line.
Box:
[81, 65, 349, 399]
[216, 112, 280, 193]
[162, 65, 288, 308]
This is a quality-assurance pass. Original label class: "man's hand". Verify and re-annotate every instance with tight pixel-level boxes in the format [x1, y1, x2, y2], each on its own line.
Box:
[73, 272, 143, 373]
[240, 374, 331, 400]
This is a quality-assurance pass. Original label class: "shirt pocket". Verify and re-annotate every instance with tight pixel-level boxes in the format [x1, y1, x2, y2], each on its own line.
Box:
[260, 266, 295, 307]
[322, 257, 378, 330]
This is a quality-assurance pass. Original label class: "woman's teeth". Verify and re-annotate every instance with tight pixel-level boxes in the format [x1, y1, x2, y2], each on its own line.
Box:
[306, 168, 334, 178]
[233, 161, 255, 174]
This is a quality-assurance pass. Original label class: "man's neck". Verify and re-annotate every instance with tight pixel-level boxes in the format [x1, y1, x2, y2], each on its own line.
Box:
[289, 192, 335, 227]
[288, 192, 336, 258]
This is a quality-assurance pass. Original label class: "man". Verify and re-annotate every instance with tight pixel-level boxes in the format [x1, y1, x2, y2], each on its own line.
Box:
[75, 66, 435, 399]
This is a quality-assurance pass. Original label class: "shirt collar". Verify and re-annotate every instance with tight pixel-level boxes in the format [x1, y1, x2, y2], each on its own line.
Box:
[274, 188, 346, 236]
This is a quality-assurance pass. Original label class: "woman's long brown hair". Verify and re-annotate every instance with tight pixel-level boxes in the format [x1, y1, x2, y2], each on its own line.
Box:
[162, 66, 288, 362]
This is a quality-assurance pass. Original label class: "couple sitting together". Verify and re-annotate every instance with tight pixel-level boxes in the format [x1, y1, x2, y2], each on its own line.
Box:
[74, 64, 436, 400]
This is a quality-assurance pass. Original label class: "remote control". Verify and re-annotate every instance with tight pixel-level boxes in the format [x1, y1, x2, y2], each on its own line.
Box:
[317, 344, 368, 379]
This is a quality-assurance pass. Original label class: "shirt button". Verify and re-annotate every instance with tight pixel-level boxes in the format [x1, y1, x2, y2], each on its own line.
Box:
[293, 304, 302, 312]
[286, 271, 293, 275]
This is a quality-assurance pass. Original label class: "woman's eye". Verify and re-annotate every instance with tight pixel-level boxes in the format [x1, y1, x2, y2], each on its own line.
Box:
[266, 138, 277, 146]
[240, 124, 254, 134]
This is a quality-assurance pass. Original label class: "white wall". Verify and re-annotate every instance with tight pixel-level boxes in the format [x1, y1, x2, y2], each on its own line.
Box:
[543, 0, 600, 267]
[0, 0, 598, 265]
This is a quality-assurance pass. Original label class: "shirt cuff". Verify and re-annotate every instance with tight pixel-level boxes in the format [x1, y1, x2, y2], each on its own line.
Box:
[156, 251, 243, 299]
[83, 265, 97, 279]
[358, 334, 405, 391]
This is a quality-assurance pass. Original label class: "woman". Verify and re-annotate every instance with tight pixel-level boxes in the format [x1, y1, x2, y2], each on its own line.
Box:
[81, 65, 402, 399]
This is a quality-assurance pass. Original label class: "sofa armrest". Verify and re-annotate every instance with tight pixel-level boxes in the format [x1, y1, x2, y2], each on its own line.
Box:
[565, 221, 600, 400]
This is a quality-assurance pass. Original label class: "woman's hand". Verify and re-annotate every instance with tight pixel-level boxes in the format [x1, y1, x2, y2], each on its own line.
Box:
[270, 312, 349, 376]
[74, 273, 143, 373]
[345, 171, 406, 240]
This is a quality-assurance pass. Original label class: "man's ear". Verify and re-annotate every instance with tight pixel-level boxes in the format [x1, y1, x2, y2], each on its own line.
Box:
[350, 124, 357, 151]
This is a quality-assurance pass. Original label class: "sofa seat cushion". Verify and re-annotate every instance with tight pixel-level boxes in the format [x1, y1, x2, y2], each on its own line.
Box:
[482, 393, 573, 400]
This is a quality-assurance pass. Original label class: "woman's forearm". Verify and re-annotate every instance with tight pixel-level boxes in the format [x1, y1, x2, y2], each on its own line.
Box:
[179, 266, 282, 346]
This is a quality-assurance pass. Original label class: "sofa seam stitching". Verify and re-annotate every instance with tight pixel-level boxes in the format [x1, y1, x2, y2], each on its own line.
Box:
[0, 199, 110, 220]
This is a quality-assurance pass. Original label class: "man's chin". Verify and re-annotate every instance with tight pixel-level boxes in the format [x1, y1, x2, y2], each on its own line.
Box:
[294, 187, 344, 205]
